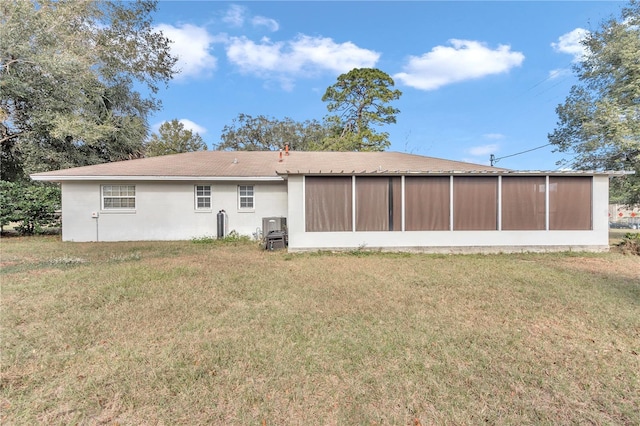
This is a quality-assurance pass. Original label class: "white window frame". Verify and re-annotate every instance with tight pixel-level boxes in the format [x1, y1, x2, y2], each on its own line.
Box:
[238, 185, 254, 210]
[195, 185, 212, 210]
[102, 185, 136, 210]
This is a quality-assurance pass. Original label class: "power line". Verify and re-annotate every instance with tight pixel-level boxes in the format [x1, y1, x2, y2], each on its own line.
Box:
[490, 143, 552, 166]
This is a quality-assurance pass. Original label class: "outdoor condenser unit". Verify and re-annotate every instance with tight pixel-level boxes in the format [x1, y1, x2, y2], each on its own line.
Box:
[262, 217, 287, 250]
[262, 217, 286, 236]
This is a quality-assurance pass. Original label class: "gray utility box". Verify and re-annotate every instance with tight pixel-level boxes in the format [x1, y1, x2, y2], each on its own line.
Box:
[262, 217, 287, 235]
[265, 231, 286, 250]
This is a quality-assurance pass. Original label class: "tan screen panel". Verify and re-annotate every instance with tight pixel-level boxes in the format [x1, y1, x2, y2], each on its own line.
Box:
[405, 177, 450, 231]
[305, 176, 353, 232]
[502, 177, 546, 230]
[453, 176, 498, 230]
[355, 177, 401, 231]
[549, 177, 592, 230]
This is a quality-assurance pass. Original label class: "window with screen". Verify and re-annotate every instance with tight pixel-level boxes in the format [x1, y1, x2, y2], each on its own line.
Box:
[238, 185, 254, 209]
[102, 185, 135, 210]
[195, 185, 211, 209]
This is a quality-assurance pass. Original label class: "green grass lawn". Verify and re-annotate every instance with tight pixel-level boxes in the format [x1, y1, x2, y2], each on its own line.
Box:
[1, 236, 639, 424]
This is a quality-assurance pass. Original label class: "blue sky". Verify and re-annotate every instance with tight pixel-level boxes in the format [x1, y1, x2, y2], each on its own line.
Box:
[148, 1, 625, 170]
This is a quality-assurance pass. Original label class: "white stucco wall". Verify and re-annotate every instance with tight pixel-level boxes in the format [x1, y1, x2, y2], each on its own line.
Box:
[286, 175, 611, 253]
[60, 180, 287, 242]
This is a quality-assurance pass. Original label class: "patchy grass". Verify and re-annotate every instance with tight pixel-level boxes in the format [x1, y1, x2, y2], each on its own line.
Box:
[1, 236, 639, 424]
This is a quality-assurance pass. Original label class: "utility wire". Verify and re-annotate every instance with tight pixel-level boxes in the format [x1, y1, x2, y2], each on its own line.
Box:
[490, 143, 552, 166]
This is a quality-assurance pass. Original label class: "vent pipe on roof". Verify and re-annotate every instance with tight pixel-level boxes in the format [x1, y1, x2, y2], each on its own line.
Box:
[285, 144, 289, 155]
[279, 149, 283, 162]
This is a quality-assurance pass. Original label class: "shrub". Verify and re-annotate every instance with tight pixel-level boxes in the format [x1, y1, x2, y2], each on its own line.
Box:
[191, 236, 216, 244]
[618, 232, 640, 255]
[191, 231, 252, 245]
[221, 230, 252, 243]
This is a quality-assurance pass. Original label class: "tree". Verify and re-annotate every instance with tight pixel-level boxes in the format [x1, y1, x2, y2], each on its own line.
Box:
[321, 68, 402, 151]
[145, 120, 207, 156]
[1, 0, 176, 180]
[217, 114, 330, 151]
[0, 181, 17, 232]
[0, 181, 60, 235]
[549, 1, 640, 205]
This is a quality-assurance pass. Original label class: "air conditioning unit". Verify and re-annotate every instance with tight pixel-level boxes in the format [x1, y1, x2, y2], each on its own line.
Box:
[262, 217, 287, 236]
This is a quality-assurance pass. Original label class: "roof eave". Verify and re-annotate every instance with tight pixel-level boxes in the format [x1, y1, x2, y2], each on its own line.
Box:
[276, 170, 633, 176]
[30, 175, 284, 182]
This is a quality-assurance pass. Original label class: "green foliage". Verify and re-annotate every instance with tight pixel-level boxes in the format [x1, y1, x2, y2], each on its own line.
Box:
[217, 113, 330, 151]
[321, 68, 402, 151]
[0, 181, 17, 229]
[217, 69, 401, 153]
[0, 0, 177, 180]
[617, 232, 640, 255]
[145, 119, 207, 157]
[221, 230, 253, 243]
[549, 1, 640, 205]
[191, 236, 217, 244]
[0, 181, 60, 235]
[191, 231, 252, 245]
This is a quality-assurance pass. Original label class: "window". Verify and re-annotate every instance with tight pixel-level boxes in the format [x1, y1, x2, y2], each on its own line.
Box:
[102, 185, 135, 210]
[238, 185, 254, 209]
[195, 185, 211, 209]
[305, 176, 352, 232]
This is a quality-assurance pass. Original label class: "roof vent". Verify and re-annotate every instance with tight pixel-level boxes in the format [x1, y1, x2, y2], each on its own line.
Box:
[233, 158, 238, 164]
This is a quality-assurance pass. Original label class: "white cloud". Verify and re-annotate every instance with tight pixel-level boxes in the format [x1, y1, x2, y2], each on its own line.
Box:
[483, 133, 505, 140]
[178, 119, 207, 135]
[225, 34, 380, 86]
[468, 144, 498, 156]
[394, 39, 525, 91]
[290, 35, 380, 73]
[156, 23, 217, 79]
[151, 119, 207, 135]
[252, 16, 279, 32]
[227, 37, 284, 72]
[552, 28, 588, 62]
[222, 5, 279, 32]
[223, 4, 246, 27]
[548, 68, 571, 79]
[461, 157, 491, 166]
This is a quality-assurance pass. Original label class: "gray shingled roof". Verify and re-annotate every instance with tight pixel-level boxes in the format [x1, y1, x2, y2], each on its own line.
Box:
[31, 151, 508, 181]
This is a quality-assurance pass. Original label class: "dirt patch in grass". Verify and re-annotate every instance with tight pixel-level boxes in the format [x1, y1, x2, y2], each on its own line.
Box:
[558, 256, 640, 280]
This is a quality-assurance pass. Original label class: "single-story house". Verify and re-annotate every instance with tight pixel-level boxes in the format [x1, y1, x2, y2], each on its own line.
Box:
[31, 150, 621, 253]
